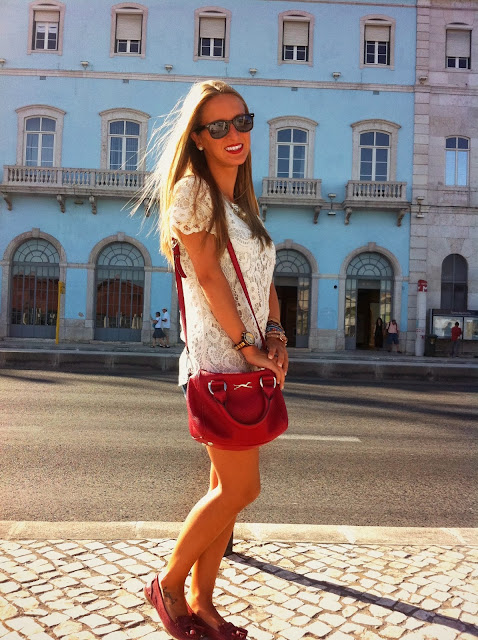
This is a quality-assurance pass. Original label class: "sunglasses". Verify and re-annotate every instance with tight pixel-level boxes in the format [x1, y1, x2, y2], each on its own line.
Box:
[195, 113, 254, 139]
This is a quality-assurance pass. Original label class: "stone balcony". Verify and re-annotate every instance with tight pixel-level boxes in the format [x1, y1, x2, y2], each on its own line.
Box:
[1, 166, 150, 213]
[343, 180, 410, 226]
[258, 177, 325, 223]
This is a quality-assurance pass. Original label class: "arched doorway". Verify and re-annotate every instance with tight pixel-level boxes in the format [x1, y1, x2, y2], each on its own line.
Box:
[345, 252, 393, 350]
[10, 238, 60, 338]
[94, 242, 145, 341]
[274, 249, 311, 347]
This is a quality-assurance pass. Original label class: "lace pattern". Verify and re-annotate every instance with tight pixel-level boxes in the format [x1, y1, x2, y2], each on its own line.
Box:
[170, 176, 276, 386]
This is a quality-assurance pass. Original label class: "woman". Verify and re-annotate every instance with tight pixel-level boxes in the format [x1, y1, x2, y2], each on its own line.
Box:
[386, 319, 401, 353]
[141, 80, 288, 640]
[374, 317, 384, 349]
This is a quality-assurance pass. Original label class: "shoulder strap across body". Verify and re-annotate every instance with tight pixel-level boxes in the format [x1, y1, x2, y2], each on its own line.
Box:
[173, 240, 267, 352]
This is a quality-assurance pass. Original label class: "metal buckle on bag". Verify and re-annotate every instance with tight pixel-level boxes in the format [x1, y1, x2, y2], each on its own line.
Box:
[208, 380, 227, 395]
[260, 375, 277, 389]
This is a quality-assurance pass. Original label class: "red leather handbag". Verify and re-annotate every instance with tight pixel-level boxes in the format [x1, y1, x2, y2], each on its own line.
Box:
[174, 241, 288, 450]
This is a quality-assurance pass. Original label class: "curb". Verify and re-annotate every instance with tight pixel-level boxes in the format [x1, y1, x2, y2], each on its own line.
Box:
[0, 521, 477, 545]
[1, 349, 477, 382]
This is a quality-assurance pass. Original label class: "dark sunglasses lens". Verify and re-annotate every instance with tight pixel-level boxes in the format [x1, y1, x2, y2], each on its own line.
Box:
[233, 114, 254, 132]
[208, 121, 229, 139]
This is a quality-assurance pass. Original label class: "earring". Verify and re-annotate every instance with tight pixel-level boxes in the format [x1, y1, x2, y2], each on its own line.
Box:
[197, 146, 204, 151]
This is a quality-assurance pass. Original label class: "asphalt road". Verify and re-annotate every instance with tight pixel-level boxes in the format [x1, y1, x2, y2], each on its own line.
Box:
[1, 369, 476, 528]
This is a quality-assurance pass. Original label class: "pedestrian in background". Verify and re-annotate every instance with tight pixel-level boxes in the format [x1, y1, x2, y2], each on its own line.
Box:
[161, 307, 171, 348]
[374, 317, 384, 349]
[386, 319, 401, 353]
[139, 79, 288, 640]
[450, 321, 462, 357]
[151, 311, 166, 348]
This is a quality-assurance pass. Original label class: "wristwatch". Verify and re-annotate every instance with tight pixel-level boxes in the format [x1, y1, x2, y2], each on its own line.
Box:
[234, 331, 255, 351]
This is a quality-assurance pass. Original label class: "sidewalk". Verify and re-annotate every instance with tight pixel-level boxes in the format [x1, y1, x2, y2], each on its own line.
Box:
[1, 338, 477, 382]
[0, 523, 476, 640]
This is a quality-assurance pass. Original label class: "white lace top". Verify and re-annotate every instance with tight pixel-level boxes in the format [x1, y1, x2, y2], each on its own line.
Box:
[169, 176, 276, 386]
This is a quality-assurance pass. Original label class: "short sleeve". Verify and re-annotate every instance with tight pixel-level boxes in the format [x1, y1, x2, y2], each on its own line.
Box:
[169, 176, 215, 236]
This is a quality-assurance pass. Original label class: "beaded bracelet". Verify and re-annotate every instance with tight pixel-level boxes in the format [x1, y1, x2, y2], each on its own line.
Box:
[265, 329, 288, 345]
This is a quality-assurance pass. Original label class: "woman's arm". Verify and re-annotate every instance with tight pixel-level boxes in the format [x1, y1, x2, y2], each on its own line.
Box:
[176, 229, 286, 388]
[266, 283, 288, 374]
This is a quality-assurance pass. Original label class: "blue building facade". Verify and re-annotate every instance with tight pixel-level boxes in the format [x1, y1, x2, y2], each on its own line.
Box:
[0, 0, 416, 350]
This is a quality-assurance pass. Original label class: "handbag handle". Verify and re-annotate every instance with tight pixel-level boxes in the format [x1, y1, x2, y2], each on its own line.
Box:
[173, 239, 267, 351]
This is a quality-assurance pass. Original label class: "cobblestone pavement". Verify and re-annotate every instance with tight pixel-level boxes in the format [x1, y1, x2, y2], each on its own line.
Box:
[1, 536, 477, 640]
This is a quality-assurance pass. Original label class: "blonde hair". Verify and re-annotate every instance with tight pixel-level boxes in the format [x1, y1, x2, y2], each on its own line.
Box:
[135, 80, 272, 264]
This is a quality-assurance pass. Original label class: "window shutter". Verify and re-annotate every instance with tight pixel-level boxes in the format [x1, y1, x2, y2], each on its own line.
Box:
[116, 13, 142, 40]
[34, 9, 59, 22]
[200, 16, 226, 39]
[365, 23, 390, 42]
[283, 20, 309, 46]
[446, 30, 470, 57]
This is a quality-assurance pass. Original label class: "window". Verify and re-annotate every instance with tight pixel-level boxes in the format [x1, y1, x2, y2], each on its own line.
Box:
[278, 11, 313, 65]
[445, 137, 469, 186]
[194, 7, 231, 61]
[110, 3, 148, 58]
[359, 132, 390, 181]
[360, 16, 395, 69]
[441, 255, 468, 310]
[99, 108, 150, 171]
[446, 28, 471, 69]
[24, 117, 56, 167]
[351, 120, 400, 181]
[16, 105, 65, 167]
[28, 1, 65, 55]
[109, 121, 140, 170]
[277, 129, 308, 178]
[267, 117, 318, 179]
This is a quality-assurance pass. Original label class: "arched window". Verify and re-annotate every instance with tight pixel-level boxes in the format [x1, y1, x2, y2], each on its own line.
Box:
[99, 108, 150, 171]
[16, 105, 66, 167]
[274, 249, 311, 347]
[267, 117, 317, 180]
[10, 238, 60, 337]
[345, 252, 393, 347]
[278, 11, 314, 65]
[351, 119, 400, 181]
[441, 254, 468, 310]
[360, 15, 396, 69]
[110, 3, 148, 57]
[95, 242, 145, 341]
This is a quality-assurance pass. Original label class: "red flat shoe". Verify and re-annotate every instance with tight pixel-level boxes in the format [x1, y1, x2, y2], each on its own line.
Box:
[144, 577, 208, 640]
[187, 608, 247, 640]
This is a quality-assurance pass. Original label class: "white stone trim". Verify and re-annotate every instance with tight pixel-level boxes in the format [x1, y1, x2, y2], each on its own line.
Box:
[27, 0, 65, 55]
[193, 6, 231, 62]
[350, 119, 401, 181]
[15, 104, 66, 167]
[278, 10, 315, 67]
[99, 108, 150, 170]
[110, 3, 148, 59]
[0, 69, 420, 94]
[360, 14, 396, 70]
[267, 116, 318, 178]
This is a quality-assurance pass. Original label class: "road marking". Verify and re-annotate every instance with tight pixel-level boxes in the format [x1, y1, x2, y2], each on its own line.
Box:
[280, 434, 361, 442]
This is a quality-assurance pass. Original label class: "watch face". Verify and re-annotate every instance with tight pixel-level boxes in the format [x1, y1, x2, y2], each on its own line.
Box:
[244, 331, 255, 346]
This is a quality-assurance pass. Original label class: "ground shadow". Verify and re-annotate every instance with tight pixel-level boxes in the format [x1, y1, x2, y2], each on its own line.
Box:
[231, 553, 477, 637]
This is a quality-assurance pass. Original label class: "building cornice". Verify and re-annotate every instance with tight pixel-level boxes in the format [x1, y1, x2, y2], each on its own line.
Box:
[0, 68, 415, 93]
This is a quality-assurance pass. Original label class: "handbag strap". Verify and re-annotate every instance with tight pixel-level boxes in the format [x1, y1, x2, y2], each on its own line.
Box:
[173, 239, 266, 351]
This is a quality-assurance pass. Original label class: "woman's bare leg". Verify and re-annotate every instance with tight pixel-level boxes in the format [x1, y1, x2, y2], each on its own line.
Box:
[188, 463, 236, 628]
[158, 447, 260, 622]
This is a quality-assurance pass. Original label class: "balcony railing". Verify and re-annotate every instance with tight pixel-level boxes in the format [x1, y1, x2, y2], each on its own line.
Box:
[345, 180, 408, 202]
[3, 166, 150, 194]
[261, 177, 322, 199]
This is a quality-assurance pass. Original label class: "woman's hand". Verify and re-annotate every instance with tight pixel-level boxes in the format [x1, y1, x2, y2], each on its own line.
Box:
[266, 336, 289, 376]
[241, 346, 286, 390]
